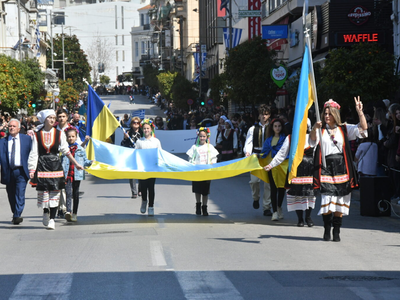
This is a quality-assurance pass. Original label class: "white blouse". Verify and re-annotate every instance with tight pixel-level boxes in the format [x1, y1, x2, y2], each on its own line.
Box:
[187, 143, 219, 165]
[135, 136, 162, 149]
[28, 128, 70, 171]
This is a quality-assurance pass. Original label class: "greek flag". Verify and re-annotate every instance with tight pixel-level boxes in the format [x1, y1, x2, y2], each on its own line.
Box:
[220, 0, 230, 13]
[131, 109, 145, 119]
[223, 28, 243, 50]
[35, 24, 41, 58]
[193, 52, 206, 82]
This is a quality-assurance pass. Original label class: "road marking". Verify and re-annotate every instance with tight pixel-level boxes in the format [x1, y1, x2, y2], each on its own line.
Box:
[150, 240, 167, 266]
[175, 271, 244, 300]
[10, 273, 73, 300]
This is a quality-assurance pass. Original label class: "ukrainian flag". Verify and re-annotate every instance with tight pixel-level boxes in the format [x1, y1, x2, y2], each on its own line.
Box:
[288, 43, 316, 183]
[86, 85, 120, 159]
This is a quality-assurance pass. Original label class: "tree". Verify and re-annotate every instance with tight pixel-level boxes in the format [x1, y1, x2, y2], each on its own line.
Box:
[171, 74, 197, 109]
[157, 71, 178, 103]
[100, 75, 110, 85]
[86, 34, 114, 86]
[143, 64, 159, 90]
[0, 55, 44, 113]
[224, 36, 279, 106]
[209, 73, 228, 106]
[320, 43, 399, 110]
[59, 78, 79, 106]
[47, 34, 91, 92]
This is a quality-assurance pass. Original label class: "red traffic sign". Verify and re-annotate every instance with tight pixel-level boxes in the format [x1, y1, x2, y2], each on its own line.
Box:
[207, 98, 214, 106]
[54, 97, 60, 103]
[187, 98, 194, 105]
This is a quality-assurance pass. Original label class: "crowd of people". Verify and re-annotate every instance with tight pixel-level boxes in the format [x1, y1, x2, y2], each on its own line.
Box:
[1, 92, 399, 242]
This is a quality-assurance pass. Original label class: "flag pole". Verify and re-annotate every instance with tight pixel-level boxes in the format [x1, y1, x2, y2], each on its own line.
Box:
[304, 27, 326, 168]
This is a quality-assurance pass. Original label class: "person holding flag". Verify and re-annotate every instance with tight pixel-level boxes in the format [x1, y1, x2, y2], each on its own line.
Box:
[264, 119, 316, 227]
[311, 97, 367, 242]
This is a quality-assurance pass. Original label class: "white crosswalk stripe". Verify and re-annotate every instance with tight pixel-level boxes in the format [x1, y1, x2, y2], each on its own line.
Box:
[10, 273, 73, 300]
[175, 271, 244, 300]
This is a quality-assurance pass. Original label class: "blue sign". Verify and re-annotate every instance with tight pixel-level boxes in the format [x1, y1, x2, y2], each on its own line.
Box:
[262, 25, 288, 39]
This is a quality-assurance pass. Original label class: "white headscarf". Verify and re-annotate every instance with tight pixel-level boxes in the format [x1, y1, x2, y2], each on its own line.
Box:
[37, 109, 56, 124]
[225, 119, 233, 128]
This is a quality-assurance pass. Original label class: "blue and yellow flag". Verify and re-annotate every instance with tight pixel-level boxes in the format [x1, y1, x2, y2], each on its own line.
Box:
[288, 43, 315, 183]
[86, 138, 263, 181]
[86, 85, 120, 159]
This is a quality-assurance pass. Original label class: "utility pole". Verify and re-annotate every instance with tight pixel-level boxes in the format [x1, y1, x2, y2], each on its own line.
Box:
[62, 23, 65, 80]
[179, 16, 184, 76]
[17, 0, 22, 61]
[229, 0, 233, 51]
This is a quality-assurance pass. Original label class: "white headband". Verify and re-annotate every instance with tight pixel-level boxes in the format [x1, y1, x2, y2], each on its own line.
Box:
[37, 109, 56, 123]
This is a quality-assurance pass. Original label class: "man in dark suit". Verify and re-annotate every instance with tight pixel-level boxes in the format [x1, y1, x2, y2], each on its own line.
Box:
[0, 119, 32, 225]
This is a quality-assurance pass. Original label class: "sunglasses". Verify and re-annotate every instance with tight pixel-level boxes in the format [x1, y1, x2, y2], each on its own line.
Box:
[132, 121, 139, 124]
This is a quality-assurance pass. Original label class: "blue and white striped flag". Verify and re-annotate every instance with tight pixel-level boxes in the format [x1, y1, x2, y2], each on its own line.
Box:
[131, 109, 145, 119]
[193, 52, 206, 82]
[220, 0, 230, 13]
[223, 28, 243, 50]
[35, 24, 41, 58]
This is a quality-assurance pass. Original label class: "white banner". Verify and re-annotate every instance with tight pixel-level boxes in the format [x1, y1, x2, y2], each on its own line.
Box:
[114, 125, 219, 154]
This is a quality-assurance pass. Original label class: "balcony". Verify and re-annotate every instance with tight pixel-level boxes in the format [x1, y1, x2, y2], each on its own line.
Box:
[143, 24, 150, 30]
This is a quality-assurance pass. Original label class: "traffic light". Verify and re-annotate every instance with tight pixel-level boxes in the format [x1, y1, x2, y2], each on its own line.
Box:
[32, 102, 36, 108]
[200, 100, 205, 106]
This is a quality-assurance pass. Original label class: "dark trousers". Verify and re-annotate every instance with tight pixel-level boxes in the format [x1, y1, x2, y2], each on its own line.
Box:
[66, 180, 81, 214]
[6, 167, 28, 218]
[139, 178, 156, 207]
[268, 171, 285, 212]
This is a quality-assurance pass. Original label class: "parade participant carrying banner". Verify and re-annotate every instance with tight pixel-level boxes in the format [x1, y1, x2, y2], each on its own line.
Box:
[86, 85, 120, 159]
[287, 0, 324, 183]
[86, 138, 263, 181]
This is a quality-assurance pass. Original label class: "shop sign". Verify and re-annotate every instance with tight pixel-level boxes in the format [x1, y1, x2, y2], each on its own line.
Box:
[348, 6, 371, 26]
[262, 25, 288, 39]
[270, 64, 288, 88]
[336, 31, 385, 46]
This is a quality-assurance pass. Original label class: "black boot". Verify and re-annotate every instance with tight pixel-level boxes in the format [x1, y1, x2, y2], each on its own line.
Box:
[322, 213, 332, 241]
[202, 205, 209, 216]
[295, 210, 304, 227]
[305, 208, 314, 227]
[196, 203, 201, 215]
[332, 216, 342, 242]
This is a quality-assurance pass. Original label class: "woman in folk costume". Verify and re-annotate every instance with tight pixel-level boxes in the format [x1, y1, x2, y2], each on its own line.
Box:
[311, 97, 367, 242]
[217, 119, 238, 161]
[260, 118, 288, 221]
[186, 127, 219, 216]
[264, 119, 316, 227]
[28, 110, 83, 230]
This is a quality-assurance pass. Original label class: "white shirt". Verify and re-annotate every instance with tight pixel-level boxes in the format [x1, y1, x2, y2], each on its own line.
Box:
[187, 143, 219, 165]
[8, 134, 21, 167]
[28, 128, 70, 171]
[244, 122, 268, 155]
[312, 124, 367, 157]
[135, 136, 162, 149]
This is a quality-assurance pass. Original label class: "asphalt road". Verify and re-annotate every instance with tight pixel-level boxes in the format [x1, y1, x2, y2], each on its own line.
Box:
[0, 94, 399, 300]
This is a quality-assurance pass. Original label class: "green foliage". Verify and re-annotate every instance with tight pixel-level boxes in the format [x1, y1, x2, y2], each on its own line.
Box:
[20, 58, 46, 103]
[224, 36, 279, 106]
[143, 64, 159, 89]
[171, 74, 197, 109]
[157, 71, 178, 102]
[320, 43, 399, 109]
[100, 75, 110, 85]
[209, 73, 227, 106]
[0, 55, 43, 113]
[59, 78, 79, 105]
[47, 34, 91, 92]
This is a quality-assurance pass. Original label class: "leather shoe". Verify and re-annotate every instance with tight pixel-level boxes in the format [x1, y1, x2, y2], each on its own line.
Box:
[263, 210, 272, 216]
[306, 217, 314, 227]
[297, 220, 304, 227]
[253, 200, 260, 209]
[12, 217, 23, 225]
